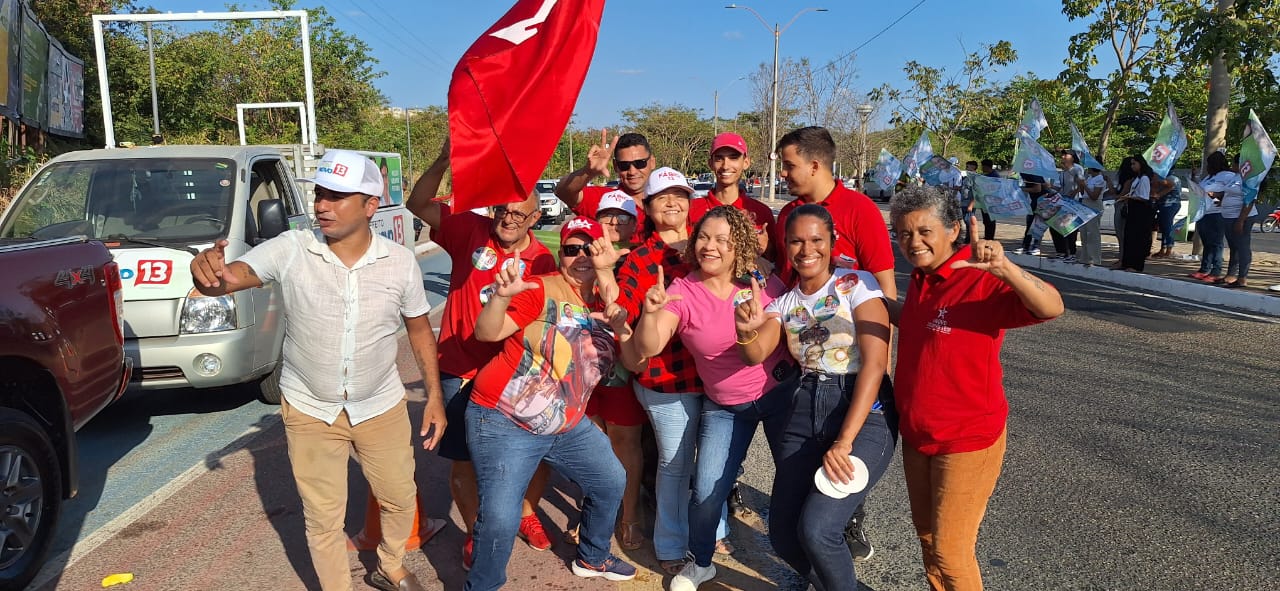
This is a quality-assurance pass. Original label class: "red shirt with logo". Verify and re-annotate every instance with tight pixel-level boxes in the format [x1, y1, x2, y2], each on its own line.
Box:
[471, 274, 613, 435]
[772, 184, 893, 285]
[431, 209, 557, 379]
[576, 185, 647, 228]
[894, 246, 1046, 456]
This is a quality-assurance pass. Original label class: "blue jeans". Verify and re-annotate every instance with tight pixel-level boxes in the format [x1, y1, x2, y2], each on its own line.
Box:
[687, 385, 791, 567]
[632, 384, 727, 561]
[1157, 201, 1180, 248]
[1225, 214, 1256, 279]
[437, 373, 473, 461]
[1196, 213, 1226, 276]
[464, 401, 624, 591]
[763, 373, 897, 591]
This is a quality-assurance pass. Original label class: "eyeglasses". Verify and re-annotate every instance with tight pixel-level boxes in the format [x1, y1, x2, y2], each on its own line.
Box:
[614, 157, 650, 172]
[561, 244, 590, 256]
[493, 206, 536, 224]
[597, 213, 636, 226]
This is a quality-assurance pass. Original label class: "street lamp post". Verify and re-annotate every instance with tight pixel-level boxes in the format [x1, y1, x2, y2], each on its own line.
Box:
[405, 108, 413, 186]
[856, 103, 873, 187]
[726, 4, 827, 202]
[713, 76, 746, 135]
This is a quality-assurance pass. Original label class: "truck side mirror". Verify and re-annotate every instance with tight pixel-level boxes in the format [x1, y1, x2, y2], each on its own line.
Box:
[257, 199, 288, 241]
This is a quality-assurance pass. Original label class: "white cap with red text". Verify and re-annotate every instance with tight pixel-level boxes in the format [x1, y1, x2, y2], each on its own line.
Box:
[597, 190, 638, 216]
[298, 149, 384, 196]
[643, 167, 694, 198]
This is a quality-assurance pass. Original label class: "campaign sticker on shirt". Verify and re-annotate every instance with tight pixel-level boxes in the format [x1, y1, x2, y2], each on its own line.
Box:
[479, 283, 496, 306]
[835, 273, 860, 294]
[813, 294, 840, 321]
[473, 246, 498, 271]
[785, 307, 811, 333]
[502, 257, 527, 276]
[733, 288, 753, 307]
[835, 253, 859, 269]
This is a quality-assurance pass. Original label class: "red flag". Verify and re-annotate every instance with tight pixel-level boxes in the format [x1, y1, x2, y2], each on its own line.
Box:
[448, 0, 606, 211]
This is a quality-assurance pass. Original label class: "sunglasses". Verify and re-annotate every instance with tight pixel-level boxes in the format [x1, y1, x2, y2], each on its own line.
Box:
[597, 213, 636, 226]
[561, 244, 591, 256]
[614, 157, 650, 172]
[493, 206, 536, 224]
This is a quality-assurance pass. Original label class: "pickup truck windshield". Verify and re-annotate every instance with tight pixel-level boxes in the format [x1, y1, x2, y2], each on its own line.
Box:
[0, 158, 237, 244]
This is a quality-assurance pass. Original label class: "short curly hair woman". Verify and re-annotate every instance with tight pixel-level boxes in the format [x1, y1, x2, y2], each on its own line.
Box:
[683, 205, 759, 280]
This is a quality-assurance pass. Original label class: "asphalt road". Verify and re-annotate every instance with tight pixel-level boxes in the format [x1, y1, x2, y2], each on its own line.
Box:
[36, 245, 1278, 590]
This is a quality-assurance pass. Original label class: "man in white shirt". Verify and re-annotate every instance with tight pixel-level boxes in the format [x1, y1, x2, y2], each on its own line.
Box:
[191, 150, 446, 591]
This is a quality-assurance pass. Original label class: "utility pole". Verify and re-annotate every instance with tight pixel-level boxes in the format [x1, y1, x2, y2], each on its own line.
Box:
[405, 108, 412, 186]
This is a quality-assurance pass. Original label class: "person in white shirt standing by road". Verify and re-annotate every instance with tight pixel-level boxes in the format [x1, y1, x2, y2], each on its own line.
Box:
[191, 149, 447, 591]
[1053, 151, 1087, 263]
[1079, 165, 1110, 267]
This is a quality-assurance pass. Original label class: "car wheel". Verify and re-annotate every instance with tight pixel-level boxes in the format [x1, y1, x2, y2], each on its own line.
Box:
[256, 362, 283, 405]
[0, 408, 61, 591]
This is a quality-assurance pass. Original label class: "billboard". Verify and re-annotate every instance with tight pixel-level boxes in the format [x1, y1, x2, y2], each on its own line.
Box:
[0, 0, 18, 118]
[46, 40, 83, 137]
[18, 2, 46, 127]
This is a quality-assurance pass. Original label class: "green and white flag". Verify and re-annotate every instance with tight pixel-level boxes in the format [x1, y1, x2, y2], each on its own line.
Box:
[1142, 102, 1188, 179]
[875, 148, 901, 189]
[1239, 109, 1275, 205]
[903, 130, 933, 179]
[971, 174, 1031, 217]
[1017, 98, 1049, 141]
[1012, 130, 1058, 180]
[1069, 123, 1104, 170]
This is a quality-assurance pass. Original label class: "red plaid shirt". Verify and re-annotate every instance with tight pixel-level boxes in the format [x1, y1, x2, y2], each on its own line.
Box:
[616, 233, 703, 394]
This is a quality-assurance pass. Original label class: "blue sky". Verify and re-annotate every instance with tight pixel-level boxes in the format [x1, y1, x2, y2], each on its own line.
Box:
[143, 1, 1094, 130]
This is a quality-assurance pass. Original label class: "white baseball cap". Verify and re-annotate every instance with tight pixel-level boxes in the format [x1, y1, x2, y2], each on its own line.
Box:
[298, 149, 384, 196]
[597, 190, 638, 217]
[643, 167, 694, 198]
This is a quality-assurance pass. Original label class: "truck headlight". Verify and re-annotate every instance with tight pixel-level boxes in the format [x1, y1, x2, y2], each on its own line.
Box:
[180, 288, 237, 334]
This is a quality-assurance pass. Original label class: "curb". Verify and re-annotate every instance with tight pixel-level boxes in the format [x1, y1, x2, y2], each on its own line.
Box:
[1009, 253, 1280, 317]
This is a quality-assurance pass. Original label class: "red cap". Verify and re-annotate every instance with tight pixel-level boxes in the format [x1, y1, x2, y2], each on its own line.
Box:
[710, 132, 748, 156]
[560, 216, 605, 243]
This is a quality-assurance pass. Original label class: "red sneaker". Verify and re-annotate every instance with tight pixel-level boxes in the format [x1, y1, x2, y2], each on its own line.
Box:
[518, 513, 552, 551]
[462, 535, 474, 571]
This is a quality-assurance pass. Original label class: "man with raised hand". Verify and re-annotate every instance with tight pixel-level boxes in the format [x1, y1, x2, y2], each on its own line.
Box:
[407, 143, 559, 570]
[191, 149, 445, 591]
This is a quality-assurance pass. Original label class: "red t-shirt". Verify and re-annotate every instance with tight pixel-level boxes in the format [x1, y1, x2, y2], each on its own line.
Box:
[772, 184, 894, 285]
[615, 233, 703, 394]
[576, 185, 648, 228]
[470, 275, 613, 435]
[431, 210, 557, 379]
[893, 246, 1046, 456]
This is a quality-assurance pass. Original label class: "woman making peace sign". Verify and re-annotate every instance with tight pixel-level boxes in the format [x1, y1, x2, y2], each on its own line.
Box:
[734, 203, 895, 591]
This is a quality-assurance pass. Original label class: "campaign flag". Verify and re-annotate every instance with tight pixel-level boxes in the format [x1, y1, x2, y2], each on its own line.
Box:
[448, 0, 606, 210]
[875, 148, 901, 189]
[1045, 197, 1099, 235]
[1175, 180, 1209, 232]
[1239, 109, 1276, 205]
[1012, 130, 1059, 180]
[903, 130, 933, 179]
[971, 174, 1032, 217]
[1142, 102, 1188, 179]
[1069, 123, 1104, 170]
[920, 155, 949, 187]
[1017, 98, 1049, 141]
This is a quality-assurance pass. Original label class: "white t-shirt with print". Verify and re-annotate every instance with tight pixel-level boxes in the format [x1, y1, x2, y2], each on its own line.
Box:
[765, 269, 884, 375]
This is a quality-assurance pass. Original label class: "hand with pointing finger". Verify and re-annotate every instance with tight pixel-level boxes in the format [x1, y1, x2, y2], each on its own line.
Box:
[492, 248, 539, 298]
[586, 129, 616, 180]
[642, 266, 682, 315]
[734, 274, 779, 338]
[951, 216, 1010, 278]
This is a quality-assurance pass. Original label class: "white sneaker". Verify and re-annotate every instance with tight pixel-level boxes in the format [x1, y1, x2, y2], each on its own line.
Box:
[1012, 248, 1025, 255]
[669, 562, 716, 591]
[1029, 248, 1042, 256]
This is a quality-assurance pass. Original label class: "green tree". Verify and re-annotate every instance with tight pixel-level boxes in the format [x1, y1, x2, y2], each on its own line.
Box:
[619, 103, 714, 175]
[1059, 0, 1180, 161]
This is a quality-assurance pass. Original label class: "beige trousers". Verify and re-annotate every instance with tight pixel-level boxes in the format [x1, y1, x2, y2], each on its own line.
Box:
[282, 398, 417, 591]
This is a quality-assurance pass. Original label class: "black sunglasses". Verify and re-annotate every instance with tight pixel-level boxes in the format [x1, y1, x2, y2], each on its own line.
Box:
[614, 157, 650, 172]
[561, 244, 591, 256]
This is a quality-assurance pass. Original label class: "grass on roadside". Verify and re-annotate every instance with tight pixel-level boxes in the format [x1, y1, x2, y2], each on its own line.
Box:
[532, 229, 560, 253]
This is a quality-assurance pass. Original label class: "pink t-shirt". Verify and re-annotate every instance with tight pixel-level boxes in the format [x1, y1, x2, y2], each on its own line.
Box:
[665, 274, 791, 405]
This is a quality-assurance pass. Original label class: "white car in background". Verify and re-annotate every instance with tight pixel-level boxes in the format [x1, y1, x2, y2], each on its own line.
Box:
[535, 179, 564, 226]
[1100, 172, 1196, 236]
[692, 182, 713, 199]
